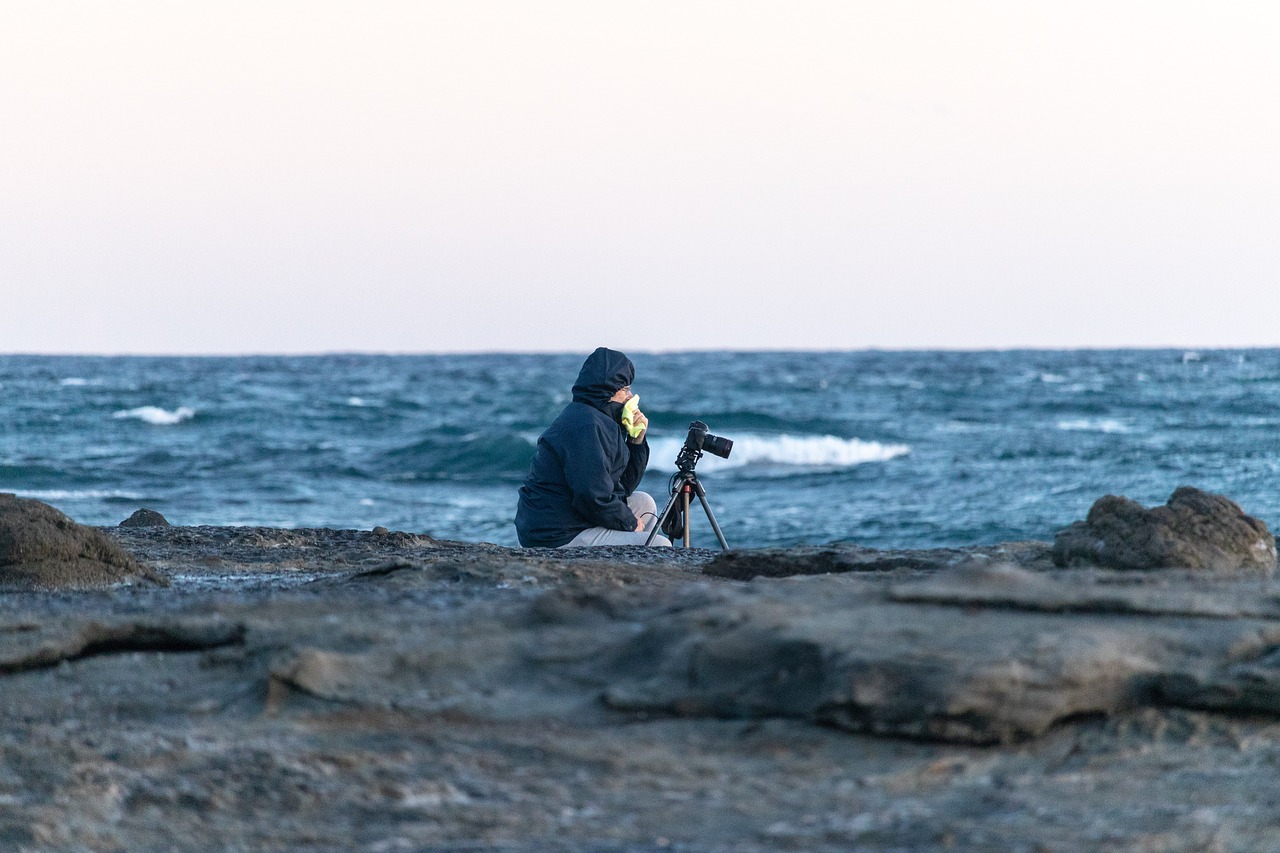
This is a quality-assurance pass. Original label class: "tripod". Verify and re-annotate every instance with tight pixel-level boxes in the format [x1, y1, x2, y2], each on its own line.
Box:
[645, 467, 730, 549]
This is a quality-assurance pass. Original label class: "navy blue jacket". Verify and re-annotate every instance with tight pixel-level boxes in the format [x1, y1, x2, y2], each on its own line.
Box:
[515, 348, 650, 547]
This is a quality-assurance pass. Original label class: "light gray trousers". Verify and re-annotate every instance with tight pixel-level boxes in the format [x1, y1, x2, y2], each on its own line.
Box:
[559, 491, 672, 547]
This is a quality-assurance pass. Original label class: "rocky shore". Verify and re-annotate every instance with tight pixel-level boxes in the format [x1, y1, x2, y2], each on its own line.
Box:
[4, 490, 1280, 851]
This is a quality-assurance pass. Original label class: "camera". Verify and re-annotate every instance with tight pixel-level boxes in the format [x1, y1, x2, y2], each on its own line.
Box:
[674, 421, 733, 472]
[651, 420, 734, 549]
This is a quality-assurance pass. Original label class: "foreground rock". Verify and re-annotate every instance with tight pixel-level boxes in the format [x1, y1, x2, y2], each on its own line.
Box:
[602, 563, 1280, 743]
[5, 525, 1280, 850]
[1053, 486, 1277, 573]
[108, 529, 1280, 747]
[0, 494, 163, 590]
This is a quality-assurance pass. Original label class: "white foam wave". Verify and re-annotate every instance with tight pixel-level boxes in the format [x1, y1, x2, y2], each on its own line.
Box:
[1056, 418, 1133, 434]
[9, 489, 144, 501]
[113, 406, 196, 425]
[59, 377, 103, 387]
[648, 433, 910, 472]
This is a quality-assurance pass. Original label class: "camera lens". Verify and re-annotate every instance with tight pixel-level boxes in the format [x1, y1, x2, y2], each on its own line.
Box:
[702, 433, 733, 459]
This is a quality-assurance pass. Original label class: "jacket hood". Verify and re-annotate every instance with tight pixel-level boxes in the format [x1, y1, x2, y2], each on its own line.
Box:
[571, 347, 635, 410]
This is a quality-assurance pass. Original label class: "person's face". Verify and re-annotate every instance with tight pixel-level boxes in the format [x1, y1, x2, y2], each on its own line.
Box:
[609, 385, 633, 404]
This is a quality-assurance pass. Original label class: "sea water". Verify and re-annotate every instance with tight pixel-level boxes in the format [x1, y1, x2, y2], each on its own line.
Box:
[3, 350, 1278, 550]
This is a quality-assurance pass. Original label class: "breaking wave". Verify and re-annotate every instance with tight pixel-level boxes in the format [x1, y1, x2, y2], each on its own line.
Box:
[112, 406, 196, 425]
[9, 489, 145, 501]
[647, 433, 910, 473]
[1056, 418, 1134, 434]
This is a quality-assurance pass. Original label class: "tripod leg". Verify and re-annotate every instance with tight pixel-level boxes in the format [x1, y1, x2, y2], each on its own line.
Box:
[692, 483, 730, 550]
[645, 489, 682, 546]
[682, 490, 691, 548]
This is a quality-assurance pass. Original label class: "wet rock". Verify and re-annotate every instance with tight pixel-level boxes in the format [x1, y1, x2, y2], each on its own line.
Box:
[1052, 486, 1277, 573]
[0, 494, 165, 590]
[336, 556, 558, 590]
[703, 541, 1054, 580]
[120, 508, 171, 527]
[108, 525, 446, 576]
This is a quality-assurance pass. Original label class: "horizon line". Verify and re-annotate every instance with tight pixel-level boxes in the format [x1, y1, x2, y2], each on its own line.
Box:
[1, 344, 1277, 358]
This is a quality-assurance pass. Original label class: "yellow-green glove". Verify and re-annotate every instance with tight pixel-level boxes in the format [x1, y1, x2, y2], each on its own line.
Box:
[621, 395, 645, 439]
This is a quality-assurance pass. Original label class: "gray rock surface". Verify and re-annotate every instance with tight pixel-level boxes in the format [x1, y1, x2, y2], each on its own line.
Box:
[704, 540, 1054, 579]
[119, 508, 171, 527]
[1053, 486, 1277, 572]
[0, 494, 163, 589]
[601, 563, 1280, 744]
[5, 525, 1280, 850]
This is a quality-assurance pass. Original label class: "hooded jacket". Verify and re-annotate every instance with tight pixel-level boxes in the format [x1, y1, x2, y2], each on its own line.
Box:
[515, 347, 650, 547]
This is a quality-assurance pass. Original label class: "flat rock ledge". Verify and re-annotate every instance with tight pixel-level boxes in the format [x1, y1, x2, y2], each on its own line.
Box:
[8, 526, 1280, 849]
[225, 553, 1280, 746]
[598, 563, 1280, 744]
[703, 540, 1054, 580]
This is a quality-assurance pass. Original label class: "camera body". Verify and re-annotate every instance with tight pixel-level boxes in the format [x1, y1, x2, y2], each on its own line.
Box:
[675, 421, 733, 473]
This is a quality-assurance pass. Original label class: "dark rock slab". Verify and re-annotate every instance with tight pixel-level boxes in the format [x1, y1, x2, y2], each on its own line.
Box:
[120, 508, 170, 527]
[1157, 646, 1280, 715]
[597, 574, 1280, 744]
[703, 541, 1053, 580]
[888, 562, 1280, 619]
[1053, 486, 1277, 573]
[0, 494, 164, 590]
[245, 558, 1280, 746]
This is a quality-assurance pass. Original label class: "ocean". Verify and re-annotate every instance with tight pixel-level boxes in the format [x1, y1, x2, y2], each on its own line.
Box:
[3, 350, 1278, 550]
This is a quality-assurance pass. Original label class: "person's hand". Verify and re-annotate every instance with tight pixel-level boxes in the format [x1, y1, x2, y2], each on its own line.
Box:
[628, 410, 648, 443]
[635, 517, 645, 532]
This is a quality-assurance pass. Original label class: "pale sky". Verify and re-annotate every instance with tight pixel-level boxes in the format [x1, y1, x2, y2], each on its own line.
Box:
[2, 1, 1278, 354]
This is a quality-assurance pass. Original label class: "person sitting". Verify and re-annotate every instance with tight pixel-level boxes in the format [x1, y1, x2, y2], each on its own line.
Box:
[515, 347, 671, 547]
